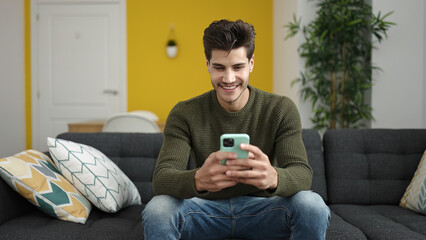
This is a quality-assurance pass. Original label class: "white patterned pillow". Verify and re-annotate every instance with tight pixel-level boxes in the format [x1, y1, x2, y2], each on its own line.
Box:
[400, 150, 426, 215]
[0, 150, 91, 223]
[47, 138, 141, 213]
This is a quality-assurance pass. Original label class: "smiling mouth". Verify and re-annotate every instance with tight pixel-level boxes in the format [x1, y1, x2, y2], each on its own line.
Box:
[221, 85, 238, 91]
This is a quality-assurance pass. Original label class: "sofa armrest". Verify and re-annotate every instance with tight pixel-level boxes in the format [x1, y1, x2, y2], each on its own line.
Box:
[302, 129, 328, 202]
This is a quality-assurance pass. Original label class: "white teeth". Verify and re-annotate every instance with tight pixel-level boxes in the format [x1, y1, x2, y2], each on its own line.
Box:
[222, 85, 237, 90]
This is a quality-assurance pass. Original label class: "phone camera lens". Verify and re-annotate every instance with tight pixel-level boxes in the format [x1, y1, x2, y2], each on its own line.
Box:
[223, 138, 234, 147]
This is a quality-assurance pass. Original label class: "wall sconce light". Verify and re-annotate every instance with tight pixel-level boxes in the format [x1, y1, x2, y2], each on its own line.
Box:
[166, 24, 178, 59]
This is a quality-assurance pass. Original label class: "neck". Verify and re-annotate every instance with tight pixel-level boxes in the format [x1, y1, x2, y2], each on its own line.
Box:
[218, 87, 250, 112]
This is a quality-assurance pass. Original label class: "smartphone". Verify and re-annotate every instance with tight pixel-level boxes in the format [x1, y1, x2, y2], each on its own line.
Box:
[220, 134, 250, 165]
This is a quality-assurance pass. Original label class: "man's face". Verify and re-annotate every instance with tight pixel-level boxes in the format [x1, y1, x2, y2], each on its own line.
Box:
[207, 47, 254, 112]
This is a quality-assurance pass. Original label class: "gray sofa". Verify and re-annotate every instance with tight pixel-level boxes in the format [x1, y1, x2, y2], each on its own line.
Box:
[0, 129, 425, 239]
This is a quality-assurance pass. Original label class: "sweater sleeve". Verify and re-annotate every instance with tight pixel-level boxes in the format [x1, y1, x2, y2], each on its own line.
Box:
[152, 103, 208, 199]
[271, 98, 313, 197]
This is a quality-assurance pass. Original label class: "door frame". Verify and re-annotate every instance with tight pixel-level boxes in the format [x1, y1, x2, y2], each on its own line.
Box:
[30, 0, 127, 149]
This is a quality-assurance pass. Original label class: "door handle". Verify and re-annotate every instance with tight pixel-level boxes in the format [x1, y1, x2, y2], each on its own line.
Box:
[103, 89, 118, 95]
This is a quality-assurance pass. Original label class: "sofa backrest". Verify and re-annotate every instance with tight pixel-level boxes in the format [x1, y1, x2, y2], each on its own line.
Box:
[0, 130, 326, 224]
[323, 129, 426, 205]
[56, 132, 164, 205]
[57, 130, 327, 204]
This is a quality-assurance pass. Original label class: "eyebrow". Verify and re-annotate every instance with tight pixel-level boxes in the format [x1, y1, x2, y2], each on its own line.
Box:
[211, 62, 246, 67]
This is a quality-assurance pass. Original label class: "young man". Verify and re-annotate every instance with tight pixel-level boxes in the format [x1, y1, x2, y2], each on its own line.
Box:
[142, 19, 330, 239]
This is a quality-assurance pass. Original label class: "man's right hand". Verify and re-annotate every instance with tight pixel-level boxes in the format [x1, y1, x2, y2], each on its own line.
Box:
[194, 151, 242, 192]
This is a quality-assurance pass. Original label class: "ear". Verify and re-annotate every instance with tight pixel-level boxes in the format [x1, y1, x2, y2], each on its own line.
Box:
[249, 55, 255, 73]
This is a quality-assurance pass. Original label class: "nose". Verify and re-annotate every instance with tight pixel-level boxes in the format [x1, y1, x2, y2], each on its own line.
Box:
[222, 69, 236, 83]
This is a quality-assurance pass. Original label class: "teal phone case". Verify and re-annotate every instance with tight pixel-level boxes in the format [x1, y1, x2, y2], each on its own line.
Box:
[220, 134, 250, 165]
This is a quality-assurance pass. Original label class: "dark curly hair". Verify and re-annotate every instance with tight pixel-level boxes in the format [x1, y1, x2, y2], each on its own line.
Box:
[203, 19, 256, 61]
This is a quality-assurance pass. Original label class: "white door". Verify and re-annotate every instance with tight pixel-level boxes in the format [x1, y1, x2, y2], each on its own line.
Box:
[31, 0, 127, 151]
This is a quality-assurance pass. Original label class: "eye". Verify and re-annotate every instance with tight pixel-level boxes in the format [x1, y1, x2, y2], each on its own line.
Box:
[214, 67, 225, 71]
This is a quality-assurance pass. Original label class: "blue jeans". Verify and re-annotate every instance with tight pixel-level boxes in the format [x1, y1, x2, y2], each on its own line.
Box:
[142, 191, 330, 240]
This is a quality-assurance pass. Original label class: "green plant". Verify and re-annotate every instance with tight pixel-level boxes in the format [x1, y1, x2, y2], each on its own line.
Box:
[167, 39, 176, 46]
[285, 0, 394, 130]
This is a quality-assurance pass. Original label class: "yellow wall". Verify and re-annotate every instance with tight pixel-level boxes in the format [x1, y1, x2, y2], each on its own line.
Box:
[127, 0, 273, 121]
[25, 0, 272, 147]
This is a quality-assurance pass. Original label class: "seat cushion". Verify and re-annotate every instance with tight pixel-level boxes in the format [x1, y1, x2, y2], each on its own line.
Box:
[326, 211, 366, 240]
[330, 204, 426, 240]
[0, 205, 145, 240]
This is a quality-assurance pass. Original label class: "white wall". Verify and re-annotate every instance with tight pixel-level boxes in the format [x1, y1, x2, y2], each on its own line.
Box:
[0, 0, 26, 157]
[273, 0, 316, 128]
[274, 0, 426, 129]
[273, 0, 317, 129]
[273, 0, 298, 103]
[424, 2, 426, 128]
[372, 0, 426, 128]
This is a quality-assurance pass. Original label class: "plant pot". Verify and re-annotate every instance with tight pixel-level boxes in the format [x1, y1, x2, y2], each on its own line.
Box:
[166, 46, 178, 58]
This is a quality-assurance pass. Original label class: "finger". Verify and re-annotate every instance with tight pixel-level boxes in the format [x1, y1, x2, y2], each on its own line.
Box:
[216, 151, 238, 161]
[240, 143, 262, 157]
[226, 158, 260, 168]
[203, 180, 238, 192]
[206, 151, 237, 165]
[237, 178, 270, 190]
[226, 169, 259, 179]
[240, 144, 269, 163]
[226, 165, 251, 171]
[208, 180, 238, 192]
[206, 165, 230, 176]
[210, 173, 237, 183]
[196, 170, 239, 192]
[225, 170, 270, 189]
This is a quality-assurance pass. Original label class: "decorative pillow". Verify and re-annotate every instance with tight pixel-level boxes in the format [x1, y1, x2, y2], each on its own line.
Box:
[400, 150, 426, 215]
[47, 138, 141, 213]
[0, 150, 91, 223]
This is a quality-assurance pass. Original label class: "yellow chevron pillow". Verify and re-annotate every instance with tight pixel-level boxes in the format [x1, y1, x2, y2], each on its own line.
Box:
[0, 150, 91, 223]
[400, 150, 426, 215]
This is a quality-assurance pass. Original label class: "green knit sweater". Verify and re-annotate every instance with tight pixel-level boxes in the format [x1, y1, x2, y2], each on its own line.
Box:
[153, 85, 312, 199]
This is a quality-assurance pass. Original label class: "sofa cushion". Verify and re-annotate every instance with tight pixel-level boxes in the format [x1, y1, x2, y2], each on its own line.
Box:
[0, 150, 91, 224]
[324, 129, 426, 205]
[302, 129, 327, 201]
[55, 132, 163, 204]
[400, 150, 426, 214]
[0, 205, 145, 240]
[0, 176, 35, 225]
[326, 211, 366, 240]
[48, 137, 141, 213]
[330, 204, 426, 240]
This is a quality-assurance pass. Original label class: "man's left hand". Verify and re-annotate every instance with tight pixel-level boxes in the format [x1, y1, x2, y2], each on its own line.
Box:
[225, 144, 278, 190]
